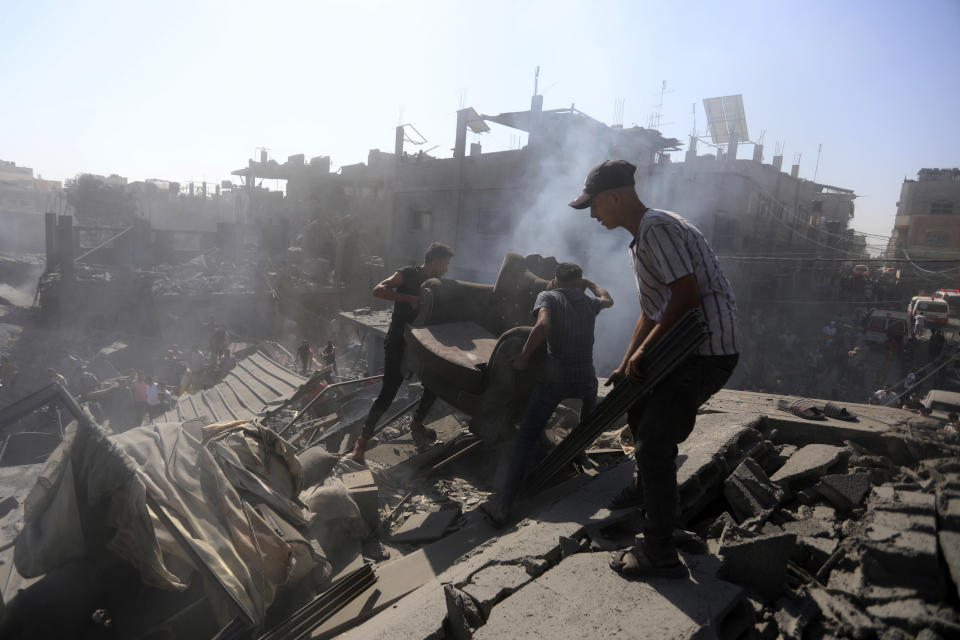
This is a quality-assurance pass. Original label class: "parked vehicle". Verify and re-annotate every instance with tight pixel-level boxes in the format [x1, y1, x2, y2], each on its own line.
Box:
[863, 309, 909, 344]
[908, 296, 949, 326]
[934, 289, 960, 318]
[921, 389, 960, 421]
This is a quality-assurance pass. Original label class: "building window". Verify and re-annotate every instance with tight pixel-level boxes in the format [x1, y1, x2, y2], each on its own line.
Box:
[408, 209, 432, 232]
[477, 209, 509, 235]
[923, 230, 951, 246]
[930, 201, 955, 216]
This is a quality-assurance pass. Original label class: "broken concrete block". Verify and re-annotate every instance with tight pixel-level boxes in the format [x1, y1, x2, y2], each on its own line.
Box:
[770, 444, 846, 492]
[461, 563, 533, 617]
[915, 629, 945, 640]
[389, 508, 460, 544]
[798, 536, 837, 572]
[814, 473, 872, 511]
[723, 457, 784, 522]
[558, 535, 580, 559]
[937, 530, 960, 601]
[774, 591, 818, 640]
[719, 531, 796, 601]
[936, 491, 960, 530]
[780, 518, 833, 539]
[704, 511, 738, 539]
[444, 583, 482, 640]
[879, 628, 913, 640]
[867, 599, 960, 636]
[342, 469, 378, 525]
[807, 587, 877, 640]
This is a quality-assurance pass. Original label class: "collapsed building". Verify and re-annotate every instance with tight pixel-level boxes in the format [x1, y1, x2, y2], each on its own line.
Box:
[3, 94, 948, 640]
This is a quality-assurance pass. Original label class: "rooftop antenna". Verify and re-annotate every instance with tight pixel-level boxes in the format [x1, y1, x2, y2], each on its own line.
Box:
[612, 97, 625, 126]
[533, 66, 540, 96]
[648, 80, 674, 130]
[813, 143, 823, 182]
[691, 102, 697, 137]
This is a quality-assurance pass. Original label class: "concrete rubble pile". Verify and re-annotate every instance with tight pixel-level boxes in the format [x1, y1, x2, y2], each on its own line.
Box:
[4, 340, 960, 639]
[329, 394, 960, 640]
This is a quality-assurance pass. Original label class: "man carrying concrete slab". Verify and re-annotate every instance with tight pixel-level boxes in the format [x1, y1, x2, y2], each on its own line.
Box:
[352, 242, 454, 463]
[482, 262, 614, 524]
[570, 160, 739, 579]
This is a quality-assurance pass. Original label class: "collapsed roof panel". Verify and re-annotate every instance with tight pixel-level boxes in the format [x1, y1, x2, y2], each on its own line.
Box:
[162, 352, 305, 423]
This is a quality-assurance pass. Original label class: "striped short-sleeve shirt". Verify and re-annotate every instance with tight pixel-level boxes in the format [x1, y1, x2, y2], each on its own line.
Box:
[629, 209, 739, 356]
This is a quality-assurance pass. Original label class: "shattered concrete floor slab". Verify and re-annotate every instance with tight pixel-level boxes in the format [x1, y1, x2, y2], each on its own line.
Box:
[474, 553, 748, 640]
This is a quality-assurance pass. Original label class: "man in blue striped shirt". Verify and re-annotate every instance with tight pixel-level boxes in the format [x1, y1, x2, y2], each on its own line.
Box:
[570, 160, 739, 579]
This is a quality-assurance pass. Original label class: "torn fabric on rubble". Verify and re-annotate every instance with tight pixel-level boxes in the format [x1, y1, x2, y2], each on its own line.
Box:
[14, 417, 326, 626]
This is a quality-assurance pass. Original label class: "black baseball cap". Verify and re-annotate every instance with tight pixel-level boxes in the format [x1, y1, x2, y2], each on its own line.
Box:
[568, 159, 637, 209]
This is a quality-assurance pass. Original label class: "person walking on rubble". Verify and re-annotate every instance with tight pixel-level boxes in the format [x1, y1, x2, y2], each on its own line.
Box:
[321, 341, 338, 377]
[296, 340, 313, 375]
[352, 242, 455, 463]
[569, 160, 739, 579]
[482, 262, 614, 525]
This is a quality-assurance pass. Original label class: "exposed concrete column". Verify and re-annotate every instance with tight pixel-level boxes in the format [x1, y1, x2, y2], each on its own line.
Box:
[56, 215, 74, 280]
[727, 132, 739, 163]
[453, 109, 469, 159]
[685, 135, 697, 163]
[529, 94, 544, 147]
[394, 125, 404, 157]
[44, 212, 57, 272]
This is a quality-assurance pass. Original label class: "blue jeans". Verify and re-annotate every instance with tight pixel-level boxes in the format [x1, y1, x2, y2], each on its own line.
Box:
[499, 359, 598, 508]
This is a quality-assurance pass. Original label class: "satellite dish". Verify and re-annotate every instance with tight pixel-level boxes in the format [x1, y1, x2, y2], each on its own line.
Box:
[702, 95, 749, 145]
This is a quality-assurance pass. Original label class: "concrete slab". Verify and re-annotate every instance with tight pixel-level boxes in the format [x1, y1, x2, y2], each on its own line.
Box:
[388, 508, 460, 545]
[473, 552, 748, 640]
[719, 532, 796, 601]
[461, 563, 534, 616]
[341, 469, 378, 526]
[808, 587, 877, 640]
[309, 548, 440, 639]
[937, 530, 960, 600]
[866, 599, 960, 636]
[814, 473, 872, 511]
[770, 444, 846, 491]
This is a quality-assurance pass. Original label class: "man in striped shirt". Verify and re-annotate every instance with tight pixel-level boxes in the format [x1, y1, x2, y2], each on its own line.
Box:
[570, 159, 739, 579]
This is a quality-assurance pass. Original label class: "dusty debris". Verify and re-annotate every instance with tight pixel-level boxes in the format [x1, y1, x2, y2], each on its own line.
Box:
[388, 508, 461, 544]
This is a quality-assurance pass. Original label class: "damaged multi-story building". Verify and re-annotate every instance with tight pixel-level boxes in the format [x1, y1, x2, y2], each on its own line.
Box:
[888, 168, 960, 259]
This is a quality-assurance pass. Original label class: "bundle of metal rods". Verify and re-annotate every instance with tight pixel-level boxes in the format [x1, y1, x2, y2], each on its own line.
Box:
[525, 309, 707, 494]
[257, 563, 377, 640]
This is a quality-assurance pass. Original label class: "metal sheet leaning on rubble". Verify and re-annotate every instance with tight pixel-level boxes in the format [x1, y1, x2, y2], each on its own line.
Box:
[526, 309, 708, 493]
[13, 412, 314, 627]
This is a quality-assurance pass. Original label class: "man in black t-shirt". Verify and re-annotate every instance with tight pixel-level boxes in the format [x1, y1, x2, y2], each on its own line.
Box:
[352, 242, 455, 462]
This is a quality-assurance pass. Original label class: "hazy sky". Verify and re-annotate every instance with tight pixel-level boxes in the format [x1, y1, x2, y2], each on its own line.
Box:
[2, 0, 958, 243]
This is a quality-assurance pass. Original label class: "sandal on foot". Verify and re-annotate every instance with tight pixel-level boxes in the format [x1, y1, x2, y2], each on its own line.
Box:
[609, 545, 687, 579]
[609, 483, 644, 509]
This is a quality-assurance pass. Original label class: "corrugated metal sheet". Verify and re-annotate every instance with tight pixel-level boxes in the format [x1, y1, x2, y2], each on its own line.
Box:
[162, 351, 305, 423]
